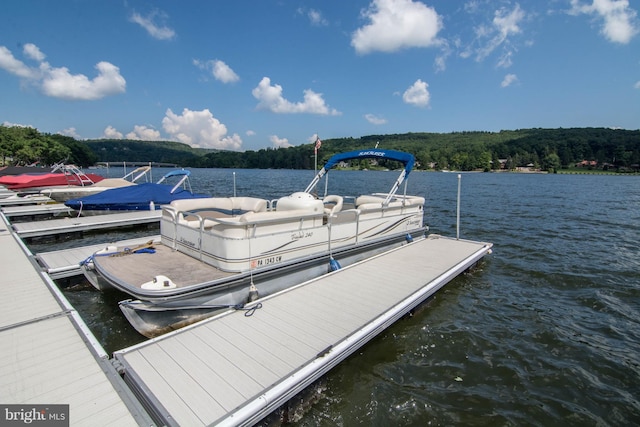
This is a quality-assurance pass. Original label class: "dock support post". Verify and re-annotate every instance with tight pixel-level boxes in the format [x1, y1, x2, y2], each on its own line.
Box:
[456, 174, 461, 240]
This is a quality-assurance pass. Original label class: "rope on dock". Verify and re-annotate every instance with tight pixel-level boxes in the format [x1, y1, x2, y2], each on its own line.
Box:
[79, 240, 156, 266]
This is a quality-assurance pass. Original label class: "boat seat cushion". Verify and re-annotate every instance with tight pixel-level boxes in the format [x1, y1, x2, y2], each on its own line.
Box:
[357, 195, 425, 211]
[323, 195, 343, 215]
[172, 197, 268, 217]
[238, 209, 322, 223]
[355, 195, 387, 207]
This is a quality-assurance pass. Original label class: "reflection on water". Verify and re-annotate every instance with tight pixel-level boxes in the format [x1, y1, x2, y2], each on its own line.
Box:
[25, 169, 640, 425]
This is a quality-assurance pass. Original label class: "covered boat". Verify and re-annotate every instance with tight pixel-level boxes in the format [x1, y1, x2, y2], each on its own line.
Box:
[81, 149, 427, 337]
[41, 166, 152, 202]
[65, 169, 208, 214]
[0, 163, 103, 191]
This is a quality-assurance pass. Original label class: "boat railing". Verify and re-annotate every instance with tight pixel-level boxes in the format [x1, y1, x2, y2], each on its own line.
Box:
[161, 194, 424, 264]
[122, 166, 152, 183]
[164, 207, 326, 264]
[62, 164, 99, 187]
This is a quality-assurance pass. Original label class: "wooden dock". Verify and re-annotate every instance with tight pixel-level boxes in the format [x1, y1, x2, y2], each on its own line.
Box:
[12, 210, 161, 238]
[36, 235, 161, 279]
[114, 235, 492, 426]
[0, 213, 153, 426]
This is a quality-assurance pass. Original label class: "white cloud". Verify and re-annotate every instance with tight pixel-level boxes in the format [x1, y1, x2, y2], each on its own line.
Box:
[501, 73, 519, 87]
[434, 41, 452, 72]
[402, 79, 430, 108]
[270, 135, 292, 148]
[126, 125, 161, 141]
[23, 43, 45, 62]
[310, 9, 328, 26]
[212, 60, 239, 83]
[474, 4, 526, 65]
[246, 130, 256, 136]
[0, 46, 39, 79]
[297, 7, 329, 26]
[2, 121, 34, 128]
[193, 59, 240, 83]
[569, 0, 639, 43]
[364, 113, 388, 125]
[103, 126, 123, 139]
[634, 80, 640, 89]
[0, 43, 126, 100]
[41, 61, 126, 100]
[130, 10, 176, 40]
[351, 0, 443, 54]
[162, 108, 242, 150]
[59, 127, 81, 139]
[252, 77, 340, 115]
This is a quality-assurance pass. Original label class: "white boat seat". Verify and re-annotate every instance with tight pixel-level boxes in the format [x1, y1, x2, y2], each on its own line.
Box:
[355, 195, 387, 207]
[172, 197, 268, 228]
[323, 195, 343, 216]
[357, 195, 425, 211]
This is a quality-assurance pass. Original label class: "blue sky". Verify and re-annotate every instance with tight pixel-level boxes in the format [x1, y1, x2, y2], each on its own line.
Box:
[1, 0, 639, 152]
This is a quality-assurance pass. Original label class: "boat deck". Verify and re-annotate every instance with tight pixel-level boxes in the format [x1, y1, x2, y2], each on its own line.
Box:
[114, 235, 492, 426]
[95, 243, 235, 289]
[0, 213, 151, 426]
[36, 235, 161, 279]
[12, 210, 161, 238]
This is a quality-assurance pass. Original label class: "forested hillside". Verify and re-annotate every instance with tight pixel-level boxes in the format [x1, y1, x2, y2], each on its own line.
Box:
[0, 125, 98, 167]
[84, 139, 212, 166]
[195, 128, 640, 172]
[2, 125, 639, 172]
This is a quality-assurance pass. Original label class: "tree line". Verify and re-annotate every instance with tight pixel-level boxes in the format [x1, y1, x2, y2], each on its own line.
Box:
[2, 125, 639, 172]
[0, 125, 97, 167]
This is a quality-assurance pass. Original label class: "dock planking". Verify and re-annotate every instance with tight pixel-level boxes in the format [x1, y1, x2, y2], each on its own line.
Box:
[12, 210, 161, 238]
[114, 235, 493, 426]
[1, 203, 72, 218]
[0, 213, 152, 426]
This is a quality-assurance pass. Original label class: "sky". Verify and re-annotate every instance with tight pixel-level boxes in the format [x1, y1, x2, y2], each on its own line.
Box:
[1, 0, 639, 152]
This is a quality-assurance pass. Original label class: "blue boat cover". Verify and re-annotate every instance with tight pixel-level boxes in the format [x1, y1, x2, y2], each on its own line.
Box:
[305, 149, 416, 200]
[65, 182, 208, 211]
[320, 149, 415, 176]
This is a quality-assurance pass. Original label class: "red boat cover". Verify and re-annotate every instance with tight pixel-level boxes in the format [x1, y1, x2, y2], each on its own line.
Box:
[0, 172, 104, 189]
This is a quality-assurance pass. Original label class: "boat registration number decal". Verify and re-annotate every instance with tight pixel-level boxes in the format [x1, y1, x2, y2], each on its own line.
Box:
[252, 255, 282, 268]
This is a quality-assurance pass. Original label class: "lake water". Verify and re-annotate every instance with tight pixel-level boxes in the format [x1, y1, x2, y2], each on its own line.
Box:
[27, 168, 640, 426]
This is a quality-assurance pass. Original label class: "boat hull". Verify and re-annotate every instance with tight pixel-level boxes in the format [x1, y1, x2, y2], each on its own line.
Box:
[115, 230, 425, 338]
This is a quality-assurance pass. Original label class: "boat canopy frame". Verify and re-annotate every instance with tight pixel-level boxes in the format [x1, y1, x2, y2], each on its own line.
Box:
[304, 149, 415, 205]
[157, 169, 193, 194]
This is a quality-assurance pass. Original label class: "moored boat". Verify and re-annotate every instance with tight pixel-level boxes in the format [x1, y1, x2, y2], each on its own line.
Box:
[81, 149, 427, 337]
[41, 166, 152, 202]
[65, 169, 208, 214]
[0, 163, 103, 191]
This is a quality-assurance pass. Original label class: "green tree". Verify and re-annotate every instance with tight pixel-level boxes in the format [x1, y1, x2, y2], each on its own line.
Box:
[542, 153, 561, 173]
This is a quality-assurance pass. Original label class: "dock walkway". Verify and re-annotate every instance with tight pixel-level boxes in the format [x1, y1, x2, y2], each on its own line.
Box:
[12, 210, 161, 238]
[0, 195, 52, 206]
[0, 213, 152, 426]
[1, 203, 72, 218]
[114, 235, 492, 426]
